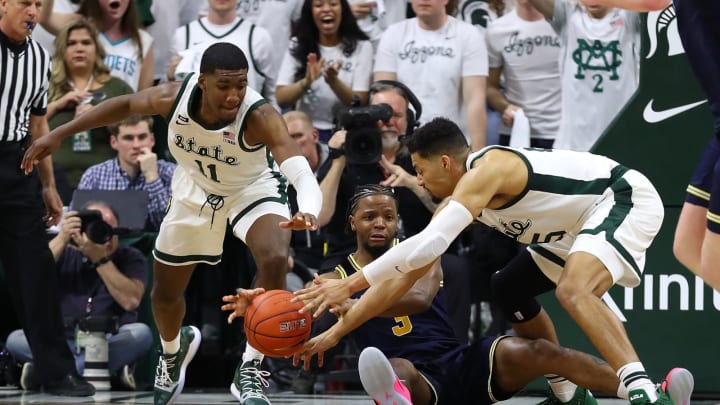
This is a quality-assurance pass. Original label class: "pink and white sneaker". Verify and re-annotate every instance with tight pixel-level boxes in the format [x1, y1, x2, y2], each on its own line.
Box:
[661, 368, 694, 405]
[359, 347, 412, 405]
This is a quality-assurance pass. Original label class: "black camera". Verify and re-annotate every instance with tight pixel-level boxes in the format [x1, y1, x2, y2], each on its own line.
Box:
[339, 103, 393, 165]
[76, 209, 114, 244]
[77, 315, 119, 334]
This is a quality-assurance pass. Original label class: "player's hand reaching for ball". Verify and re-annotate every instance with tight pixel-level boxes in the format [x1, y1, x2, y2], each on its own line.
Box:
[293, 274, 353, 318]
[291, 328, 342, 370]
[279, 211, 318, 231]
[221, 287, 266, 323]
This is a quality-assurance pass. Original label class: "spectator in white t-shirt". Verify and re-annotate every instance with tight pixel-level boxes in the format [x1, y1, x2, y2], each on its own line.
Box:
[486, 0, 561, 148]
[276, 0, 374, 142]
[529, 0, 640, 151]
[347, 0, 408, 49]
[373, 0, 489, 150]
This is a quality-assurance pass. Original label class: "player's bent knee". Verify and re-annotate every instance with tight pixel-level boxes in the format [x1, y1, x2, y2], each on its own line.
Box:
[388, 357, 416, 380]
[554, 279, 595, 309]
[255, 252, 289, 274]
[150, 285, 181, 305]
[491, 271, 543, 323]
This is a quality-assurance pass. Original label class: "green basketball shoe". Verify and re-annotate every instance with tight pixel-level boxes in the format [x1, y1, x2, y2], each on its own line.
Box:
[230, 359, 271, 405]
[153, 326, 201, 405]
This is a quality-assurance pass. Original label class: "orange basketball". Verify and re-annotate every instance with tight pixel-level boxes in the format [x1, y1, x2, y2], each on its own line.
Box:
[243, 290, 312, 357]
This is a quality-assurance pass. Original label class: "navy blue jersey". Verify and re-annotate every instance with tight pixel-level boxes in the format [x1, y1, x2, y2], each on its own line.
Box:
[334, 254, 465, 366]
[673, 0, 720, 133]
[331, 254, 517, 404]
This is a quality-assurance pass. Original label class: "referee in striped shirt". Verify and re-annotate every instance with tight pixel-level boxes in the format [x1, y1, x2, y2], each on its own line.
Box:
[0, 0, 93, 395]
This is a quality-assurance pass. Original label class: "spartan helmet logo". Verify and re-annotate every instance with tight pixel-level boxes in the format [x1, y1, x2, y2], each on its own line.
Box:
[646, 4, 684, 58]
[460, 0, 492, 29]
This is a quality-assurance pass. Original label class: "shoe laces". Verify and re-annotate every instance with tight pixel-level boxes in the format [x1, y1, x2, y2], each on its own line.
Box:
[238, 363, 270, 399]
[154, 354, 178, 390]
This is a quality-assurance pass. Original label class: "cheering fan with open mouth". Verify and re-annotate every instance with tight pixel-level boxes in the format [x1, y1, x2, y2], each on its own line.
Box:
[39, 0, 155, 92]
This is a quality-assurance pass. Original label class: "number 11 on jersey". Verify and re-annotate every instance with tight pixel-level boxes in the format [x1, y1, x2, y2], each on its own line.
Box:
[195, 160, 220, 182]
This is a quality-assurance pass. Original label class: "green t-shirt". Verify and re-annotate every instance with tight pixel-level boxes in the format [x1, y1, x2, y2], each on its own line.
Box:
[50, 77, 133, 187]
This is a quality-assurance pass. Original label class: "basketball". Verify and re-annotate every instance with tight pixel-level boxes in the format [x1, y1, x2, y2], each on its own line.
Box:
[244, 290, 312, 357]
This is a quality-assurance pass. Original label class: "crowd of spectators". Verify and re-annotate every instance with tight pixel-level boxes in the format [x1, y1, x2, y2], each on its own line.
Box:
[0, 0, 644, 393]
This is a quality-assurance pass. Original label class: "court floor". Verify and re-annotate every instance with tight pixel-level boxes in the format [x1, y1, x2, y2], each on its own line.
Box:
[0, 388, 716, 405]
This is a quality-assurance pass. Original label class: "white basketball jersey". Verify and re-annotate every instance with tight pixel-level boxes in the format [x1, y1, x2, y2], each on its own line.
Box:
[167, 73, 276, 196]
[467, 146, 623, 244]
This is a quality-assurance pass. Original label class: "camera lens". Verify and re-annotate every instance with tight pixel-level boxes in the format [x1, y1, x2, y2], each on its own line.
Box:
[85, 221, 113, 244]
[344, 127, 383, 165]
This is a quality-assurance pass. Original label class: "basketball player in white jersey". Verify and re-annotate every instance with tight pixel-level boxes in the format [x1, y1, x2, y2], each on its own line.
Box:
[22, 42, 322, 405]
[294, 118, 695, 405]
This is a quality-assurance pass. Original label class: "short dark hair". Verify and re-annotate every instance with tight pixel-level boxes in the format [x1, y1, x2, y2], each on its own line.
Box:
[200, 42, 249, 74]
[406, 117, 469, 159]
[346, 184, 398, 234]
[108, 114, 154, 136]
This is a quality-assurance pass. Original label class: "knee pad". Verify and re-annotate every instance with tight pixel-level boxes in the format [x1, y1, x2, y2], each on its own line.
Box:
[490, 250, 556, 324]
[491, 271, 542, 323]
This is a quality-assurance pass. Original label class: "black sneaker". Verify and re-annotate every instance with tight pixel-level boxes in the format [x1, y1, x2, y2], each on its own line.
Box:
[43, 373, 96, 396]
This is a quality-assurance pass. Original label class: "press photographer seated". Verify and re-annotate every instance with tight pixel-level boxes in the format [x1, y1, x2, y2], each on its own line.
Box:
[5, 201, 153, 391]
[317, 80, 435, 271]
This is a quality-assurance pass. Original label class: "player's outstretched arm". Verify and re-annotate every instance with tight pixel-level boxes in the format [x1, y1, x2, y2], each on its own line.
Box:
[246, 104, 322, 230]
[294, 274, 363, 318]
[22, 83, 180, 173]
[293, 261, 437, 370]
[293, 199, 474, 318]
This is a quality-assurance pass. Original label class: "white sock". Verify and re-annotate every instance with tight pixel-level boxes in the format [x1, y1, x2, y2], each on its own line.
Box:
[546, 374, 577, 403]
[161, 332, 181, 355]
[242, 342, 265, 363]
[617, 362, 657, 402]
[617, 382, 629, 400]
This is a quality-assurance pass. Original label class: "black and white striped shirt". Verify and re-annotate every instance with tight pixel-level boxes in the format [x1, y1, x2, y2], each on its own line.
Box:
[0, 28, 50, 143]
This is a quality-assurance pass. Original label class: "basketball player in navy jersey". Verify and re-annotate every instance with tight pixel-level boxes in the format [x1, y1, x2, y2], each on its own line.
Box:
[272, 184, 641, 405]
[22, 42, 321, 405]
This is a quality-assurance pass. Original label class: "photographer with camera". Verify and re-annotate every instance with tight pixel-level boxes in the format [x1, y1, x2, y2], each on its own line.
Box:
[316, 80, 436, 272]
[316, 81, 473, 341]
[6, 201, 153, 391]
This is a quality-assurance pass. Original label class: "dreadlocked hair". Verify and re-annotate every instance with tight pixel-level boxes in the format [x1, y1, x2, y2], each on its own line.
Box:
[345, 184, 397, 234]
